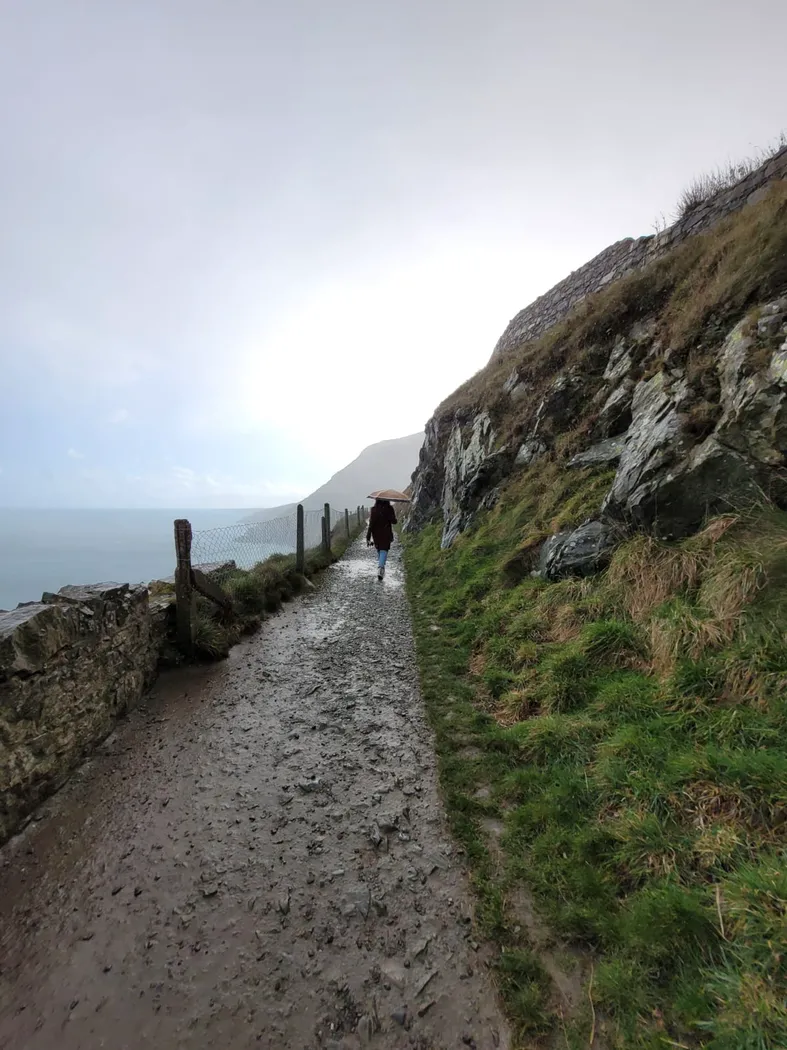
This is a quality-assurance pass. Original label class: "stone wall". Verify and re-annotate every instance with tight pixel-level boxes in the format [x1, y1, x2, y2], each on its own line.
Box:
[0, 583, 169, 844]
[491, 145, 787, 361]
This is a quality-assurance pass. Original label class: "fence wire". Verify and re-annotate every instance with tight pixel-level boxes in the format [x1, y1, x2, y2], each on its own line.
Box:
[304, 509, 324, 550]
[190, 506, 365, 582]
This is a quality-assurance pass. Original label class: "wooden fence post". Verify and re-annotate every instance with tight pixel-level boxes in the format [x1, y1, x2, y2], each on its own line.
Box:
[323, 504, 331, 553]
[345, 508, 350, 538]
[296, 504, 305, 574]
[174, 518, 195, 656]
[357, 505, 361, 527]
[321, 515, 328, 553]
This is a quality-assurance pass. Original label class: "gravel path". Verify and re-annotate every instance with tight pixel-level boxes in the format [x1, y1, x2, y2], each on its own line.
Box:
[0, 539, 509, 1050]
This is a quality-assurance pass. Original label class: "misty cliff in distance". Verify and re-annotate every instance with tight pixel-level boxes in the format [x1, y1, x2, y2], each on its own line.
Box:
[243, 433, 424, 524]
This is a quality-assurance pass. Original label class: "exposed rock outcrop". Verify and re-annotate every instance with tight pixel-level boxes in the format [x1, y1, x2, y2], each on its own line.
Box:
[600, 304, 787, 536]
[408, 295, 787, 571]
[407, 157, 787, 574]
[407, 417, 454, 534]
[438, 414, 515, 548]
[596, 379, 635, 437]
[515, 438, 547, 467]
[568, 435, 627, 469]
[538, 520, 619, 580]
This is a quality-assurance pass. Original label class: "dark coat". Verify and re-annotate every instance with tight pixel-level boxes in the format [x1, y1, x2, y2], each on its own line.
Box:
[367, 501, 397, 551]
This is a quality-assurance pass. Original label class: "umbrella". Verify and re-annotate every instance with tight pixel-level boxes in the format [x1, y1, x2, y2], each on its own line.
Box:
[367, 489, 411, 503]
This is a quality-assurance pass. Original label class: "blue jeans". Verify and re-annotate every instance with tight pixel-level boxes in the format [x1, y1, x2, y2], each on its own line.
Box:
[378, 549, 388, 569]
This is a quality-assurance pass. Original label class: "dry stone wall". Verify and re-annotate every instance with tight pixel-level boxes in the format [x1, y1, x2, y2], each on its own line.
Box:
[491, 145, 787, 361]
[0, 583, 168, 844]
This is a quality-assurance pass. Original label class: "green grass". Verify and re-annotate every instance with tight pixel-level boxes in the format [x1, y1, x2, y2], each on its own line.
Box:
[193, 606, 237, 659]
[404, 475, 787, 1048]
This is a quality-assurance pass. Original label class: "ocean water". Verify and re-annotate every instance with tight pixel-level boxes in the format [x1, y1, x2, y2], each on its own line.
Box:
[0, 508, 263, 612]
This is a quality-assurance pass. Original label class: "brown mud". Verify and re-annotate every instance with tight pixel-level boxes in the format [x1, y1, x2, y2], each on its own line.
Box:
[0, 540, 509, 1050]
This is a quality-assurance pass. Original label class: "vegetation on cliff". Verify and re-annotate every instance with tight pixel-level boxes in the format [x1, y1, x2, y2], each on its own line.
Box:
[404, 181, 787, 1047]
[676, 132, 787, 219]
[406, 472, 787, 1047]
[439, 180, 787, 458]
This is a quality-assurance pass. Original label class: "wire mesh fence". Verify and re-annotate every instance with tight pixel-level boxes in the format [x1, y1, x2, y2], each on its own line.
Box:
[328, 506, 357, 538]
[303, 509, 322, 551]
[189, 505, 364, 584]
[190, 514, 296, 581]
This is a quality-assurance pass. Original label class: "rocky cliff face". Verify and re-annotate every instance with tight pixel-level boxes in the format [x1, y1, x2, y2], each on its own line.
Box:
[407, 181, 787, 577]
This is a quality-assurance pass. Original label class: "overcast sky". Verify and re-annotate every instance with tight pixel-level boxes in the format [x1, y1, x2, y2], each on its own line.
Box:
[0, 0, 785, 508]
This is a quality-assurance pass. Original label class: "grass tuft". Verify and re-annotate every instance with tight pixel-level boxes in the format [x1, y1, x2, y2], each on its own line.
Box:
[194, 607, 234, 659]
[676, 134, 786, 218]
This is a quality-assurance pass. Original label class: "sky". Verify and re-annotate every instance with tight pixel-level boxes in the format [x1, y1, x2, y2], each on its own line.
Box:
[0, 0, 785, 508]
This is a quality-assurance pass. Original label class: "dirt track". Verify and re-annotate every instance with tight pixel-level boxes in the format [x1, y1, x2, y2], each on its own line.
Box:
[0, 539, 509, 1050]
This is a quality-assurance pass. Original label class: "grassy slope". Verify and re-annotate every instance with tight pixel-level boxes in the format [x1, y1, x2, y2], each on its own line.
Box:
[405, 460, 787, 1048]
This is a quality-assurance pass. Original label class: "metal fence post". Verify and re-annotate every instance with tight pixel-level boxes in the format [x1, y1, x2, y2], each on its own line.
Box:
[174, 518, 195, 655]
[323, 504, 331, 553]
[296, 504, 305, 574]
[345, 508, 350, 538]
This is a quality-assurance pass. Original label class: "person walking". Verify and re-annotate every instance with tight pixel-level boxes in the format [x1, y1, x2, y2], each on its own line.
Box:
[366, 498, 397, 580]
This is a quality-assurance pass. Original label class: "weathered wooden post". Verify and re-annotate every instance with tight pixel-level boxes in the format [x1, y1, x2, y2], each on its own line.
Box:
[321, 515, 328, 553]
[174, 519, 195, 656]
[323, 503, 331, 553]
[296, 504, 305, 574]
[357, 505, 361, 527]
[345, 508, 350, 538]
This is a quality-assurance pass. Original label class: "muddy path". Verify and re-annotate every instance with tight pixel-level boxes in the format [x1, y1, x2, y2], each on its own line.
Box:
[0, 540, 509, 1050]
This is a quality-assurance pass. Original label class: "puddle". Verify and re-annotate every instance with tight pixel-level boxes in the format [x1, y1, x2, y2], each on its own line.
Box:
[332, 550, 403, 589]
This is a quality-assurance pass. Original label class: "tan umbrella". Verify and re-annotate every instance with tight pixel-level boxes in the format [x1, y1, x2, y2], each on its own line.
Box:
[367, 489, 411, 502]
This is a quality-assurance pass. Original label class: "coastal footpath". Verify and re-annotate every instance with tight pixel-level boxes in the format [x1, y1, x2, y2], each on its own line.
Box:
[0, 543, 508, 1050]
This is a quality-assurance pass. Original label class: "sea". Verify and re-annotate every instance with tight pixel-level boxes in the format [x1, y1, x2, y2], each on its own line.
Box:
[0, 508, 268, 612]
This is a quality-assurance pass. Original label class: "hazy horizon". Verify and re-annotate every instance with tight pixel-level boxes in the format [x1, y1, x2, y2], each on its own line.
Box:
[0, 506, 258, 609]
[1, 0, 785, 509]
[0, 428, 421, 510]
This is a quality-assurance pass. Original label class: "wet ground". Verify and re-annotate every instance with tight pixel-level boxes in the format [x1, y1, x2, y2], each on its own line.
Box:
[0, 540, 509, 1050]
